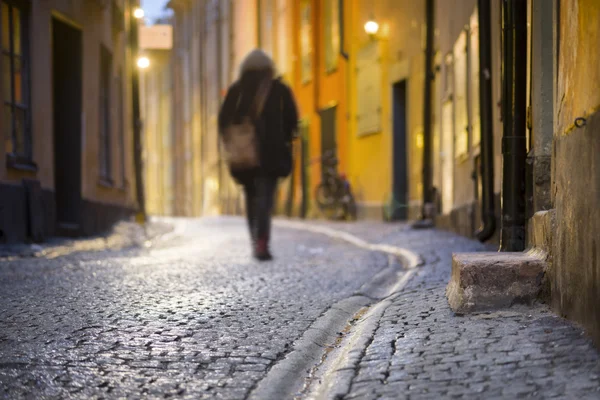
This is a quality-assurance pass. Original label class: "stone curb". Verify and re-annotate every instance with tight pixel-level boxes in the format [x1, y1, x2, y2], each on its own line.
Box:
[248, 295, 372, 400]
[249, 262, 418, 400]
[245, 220, 422, 399]
[304, 270, 417, 400]
[273, 219, 423, 269]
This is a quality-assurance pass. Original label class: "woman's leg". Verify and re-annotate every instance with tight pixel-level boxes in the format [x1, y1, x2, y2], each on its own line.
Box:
[255, 176, 277, 259]
[242, 181, 257, 244]
[263, 177, 277, 243]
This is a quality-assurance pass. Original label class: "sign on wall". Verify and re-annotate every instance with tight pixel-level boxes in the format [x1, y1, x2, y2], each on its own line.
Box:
[139, 25, 173, 50]
[453, 30, 469, 160]
[324, 0, 340, 73]
[300, 0, 313, 84]
[356, 41, 382, 136]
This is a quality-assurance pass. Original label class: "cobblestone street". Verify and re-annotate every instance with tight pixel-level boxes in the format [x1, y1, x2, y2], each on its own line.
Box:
[1, 218, 599, 399]
[303, 225, 600, 400]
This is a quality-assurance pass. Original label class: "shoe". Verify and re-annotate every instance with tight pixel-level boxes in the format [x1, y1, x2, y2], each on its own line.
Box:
[254, 238, 273, 261]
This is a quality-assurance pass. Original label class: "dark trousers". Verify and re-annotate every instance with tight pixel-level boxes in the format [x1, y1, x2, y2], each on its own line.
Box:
[243, 176, 277, 243]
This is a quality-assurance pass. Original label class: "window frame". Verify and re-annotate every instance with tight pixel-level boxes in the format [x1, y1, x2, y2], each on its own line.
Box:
[2, 0, 34, 170]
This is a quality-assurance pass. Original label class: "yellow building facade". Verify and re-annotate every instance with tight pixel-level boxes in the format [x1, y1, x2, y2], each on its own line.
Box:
[280, 0, 428, 219]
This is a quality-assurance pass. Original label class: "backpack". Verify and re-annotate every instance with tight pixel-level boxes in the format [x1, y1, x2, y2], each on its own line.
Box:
[221, 78, 273, 172]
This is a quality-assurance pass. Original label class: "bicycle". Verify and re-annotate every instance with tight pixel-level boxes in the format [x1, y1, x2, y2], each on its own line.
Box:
[314, 151, 357, 221]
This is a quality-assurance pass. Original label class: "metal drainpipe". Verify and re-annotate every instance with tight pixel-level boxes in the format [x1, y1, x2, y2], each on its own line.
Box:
[421, 0, 435, 218]
[130, 1, 147, 223]
[500, 0, 528, 251]
[475, 0, 496, 242]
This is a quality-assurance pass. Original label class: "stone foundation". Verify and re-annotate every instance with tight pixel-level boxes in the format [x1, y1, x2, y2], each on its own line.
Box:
[0, 181, 134, 243]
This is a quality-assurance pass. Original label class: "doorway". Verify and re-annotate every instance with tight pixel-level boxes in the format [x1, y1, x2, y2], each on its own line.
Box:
[52, 18, 83, 235]
[392, 81, 408, 220]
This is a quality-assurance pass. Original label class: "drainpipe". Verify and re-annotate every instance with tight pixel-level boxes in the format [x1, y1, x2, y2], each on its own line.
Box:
[130, 1, 147, 223]
[500, 0, 527, 251]
[475, 0, 496, 242]
[421, 0, 435, 218]
[339, 0, 349, 61]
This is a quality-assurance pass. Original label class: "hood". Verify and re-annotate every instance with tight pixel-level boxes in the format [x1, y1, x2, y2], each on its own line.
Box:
[238, 49, 276, 78]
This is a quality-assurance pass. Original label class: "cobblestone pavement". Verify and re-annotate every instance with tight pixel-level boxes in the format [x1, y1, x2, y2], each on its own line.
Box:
[0, 218, 390, 399]
[307, 222, 600, 399]
[2, 218, 600, 399]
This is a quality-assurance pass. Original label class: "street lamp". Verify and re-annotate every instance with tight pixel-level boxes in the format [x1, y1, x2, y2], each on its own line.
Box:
[137, 56, 150, 69]
[133, 7, 145, 19]
[364, 19, 380, 38]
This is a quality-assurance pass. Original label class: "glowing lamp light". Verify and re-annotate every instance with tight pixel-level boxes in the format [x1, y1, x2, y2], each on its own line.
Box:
[137, 56, 150, 69]
[364, 20, 380, 36]
[133, 8, 145, 19]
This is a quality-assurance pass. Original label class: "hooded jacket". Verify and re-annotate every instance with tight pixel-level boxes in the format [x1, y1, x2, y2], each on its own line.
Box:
[218, 50, 299, 182]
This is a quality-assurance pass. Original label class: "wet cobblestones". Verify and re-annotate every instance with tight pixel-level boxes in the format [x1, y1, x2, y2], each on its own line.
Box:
[319, 223, 600, 399]
[2, 218, 600, 399]
[0, 218, 388, 399]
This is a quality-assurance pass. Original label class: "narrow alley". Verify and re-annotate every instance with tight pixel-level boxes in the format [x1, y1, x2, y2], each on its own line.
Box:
[1, 0, 600, 398]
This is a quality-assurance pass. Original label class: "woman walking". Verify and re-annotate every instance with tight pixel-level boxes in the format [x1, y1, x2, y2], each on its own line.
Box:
[218, 50, 299, 261]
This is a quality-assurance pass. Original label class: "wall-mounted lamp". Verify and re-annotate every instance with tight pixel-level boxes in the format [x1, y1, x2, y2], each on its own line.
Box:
[364, 20, 380, 38]
[137, 56, 150, 69]
[133, 7, 145, 19]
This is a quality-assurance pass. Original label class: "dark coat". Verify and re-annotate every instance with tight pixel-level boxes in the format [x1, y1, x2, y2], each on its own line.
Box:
[218, 71, 299, 184]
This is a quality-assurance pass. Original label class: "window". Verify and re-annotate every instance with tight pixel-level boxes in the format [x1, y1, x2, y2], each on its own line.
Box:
[2, 0, 32, 167]
[99, 45, 112, 184]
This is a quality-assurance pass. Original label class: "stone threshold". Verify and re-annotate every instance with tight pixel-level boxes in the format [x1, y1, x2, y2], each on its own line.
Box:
[447, 251, 547, 314]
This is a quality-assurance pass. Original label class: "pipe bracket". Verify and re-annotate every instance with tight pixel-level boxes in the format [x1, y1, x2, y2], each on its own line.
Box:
[574, 117, 587, 128]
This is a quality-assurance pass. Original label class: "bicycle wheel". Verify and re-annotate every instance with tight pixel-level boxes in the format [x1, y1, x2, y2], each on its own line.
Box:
[315, 183, 336, 209]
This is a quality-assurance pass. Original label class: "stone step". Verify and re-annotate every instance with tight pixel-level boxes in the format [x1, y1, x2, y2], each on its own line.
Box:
[446, 251, 547, 314]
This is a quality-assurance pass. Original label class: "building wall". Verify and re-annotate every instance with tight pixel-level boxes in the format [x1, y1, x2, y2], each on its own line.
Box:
[432, 0, 503, 238]
[166, 0, 226, 218]
[170, 6, 188, 216]
[290, 0, 349, 217]
[141, 50, 173, 216]
[143, 0, 251, 219]
[552, 0, 600, 345]
[344, 0, 425, 218]
[190, 1, 204, 217]
[0, 0, 137, 242]
[279, 0, 427, 219]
